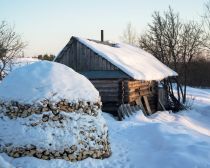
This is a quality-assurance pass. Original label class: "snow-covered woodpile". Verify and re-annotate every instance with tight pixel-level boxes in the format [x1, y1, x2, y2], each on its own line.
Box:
[0, 61, 111, 161]
[0, 100, 101, 119]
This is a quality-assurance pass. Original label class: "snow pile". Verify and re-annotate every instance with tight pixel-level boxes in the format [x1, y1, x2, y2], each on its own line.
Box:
[0, 61, 100, 104]
[0, 61, 111, 162]
[11, 57, 40, 71]
[75, 37, 177, 80]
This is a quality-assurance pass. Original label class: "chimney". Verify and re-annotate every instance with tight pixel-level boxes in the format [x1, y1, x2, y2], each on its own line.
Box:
[101, 30, 104, 42]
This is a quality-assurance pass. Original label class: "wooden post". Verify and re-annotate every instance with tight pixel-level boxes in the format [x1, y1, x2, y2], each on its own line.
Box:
[143, 96, 152, 115]
[135, 97, 147, 116]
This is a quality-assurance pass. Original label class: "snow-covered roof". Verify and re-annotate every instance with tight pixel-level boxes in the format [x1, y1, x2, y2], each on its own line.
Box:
[75, 37, 177, 81]
[0, 61, 100, 104]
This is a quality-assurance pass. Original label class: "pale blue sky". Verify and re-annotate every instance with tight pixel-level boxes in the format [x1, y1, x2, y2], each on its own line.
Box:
[0, 0, 206, 56]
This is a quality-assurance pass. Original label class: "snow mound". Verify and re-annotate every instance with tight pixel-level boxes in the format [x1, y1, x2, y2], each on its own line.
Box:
[0, 61, 100, 104]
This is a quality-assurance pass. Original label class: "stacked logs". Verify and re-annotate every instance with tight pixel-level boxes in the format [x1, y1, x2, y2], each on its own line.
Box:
[0, 141, 110, 161]
[0, 99, 102, 119]
[0, 99, 111, 161]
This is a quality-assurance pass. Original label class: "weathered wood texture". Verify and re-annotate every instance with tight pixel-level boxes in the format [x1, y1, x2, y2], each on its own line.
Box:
[123, 80, 158, 113]
[91, 79, 120, 103]
[90, 79, 158, 113]
[158, 87, 169, 110]
[56, 38, 121, 72]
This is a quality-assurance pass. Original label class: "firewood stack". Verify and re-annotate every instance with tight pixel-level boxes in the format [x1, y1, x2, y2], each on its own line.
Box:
[0, 99, 101, 119]
[0, 61, 112, 162]
[0, 98, 111, 161]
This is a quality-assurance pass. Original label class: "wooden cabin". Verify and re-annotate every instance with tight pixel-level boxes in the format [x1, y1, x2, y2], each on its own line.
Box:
[54, 33, 177, 119]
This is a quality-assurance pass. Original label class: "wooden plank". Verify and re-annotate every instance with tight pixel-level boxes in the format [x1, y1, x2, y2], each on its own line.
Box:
[101, 95, 119, 101]
[125, 86, 150, 93]
[71, 42, 76, 70]
[117, 105, 125, 120]
[68, 44, 73, 68]
[135, 97, 147, 115]
[80, 44, 86, 71]
[99, 92, 119, 97]
[98, 56, 104, 70]
[158, 99, 166, 111]
[126, 86, 150, 91]
[95, 53, 100, 70]
[101, 58, 107, 70]
[86, 48, 91, 70]
[91, 79, 120, 84]
[106, 60, 112, 70]
[143, 96, 152, 115]
[90, 51, 95, 70]
[109, 62, 115, 70]
[121, 104, 130, 117]
[125, 80, 149, 84]
[126, 90, 151, 100]
[125, 104, 133, 115]
[96, 89, 119, 93]
[77, 42, 81, 70]
[93, 84, 119, 89]
[84, 47, 89, 70]
[102, 105, 118, 113]
[126, 83, 150, 89]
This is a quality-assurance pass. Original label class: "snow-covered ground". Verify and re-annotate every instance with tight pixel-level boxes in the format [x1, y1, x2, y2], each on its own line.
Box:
[0, 86, 210, 168]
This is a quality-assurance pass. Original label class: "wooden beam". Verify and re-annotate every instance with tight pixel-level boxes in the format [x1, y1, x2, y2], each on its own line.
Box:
[158, 99, 166, 111]
[135, 97, 147, 116]
[143, 96, 152, 115]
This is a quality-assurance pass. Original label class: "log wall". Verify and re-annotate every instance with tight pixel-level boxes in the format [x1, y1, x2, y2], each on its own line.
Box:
[90, 79, 158, 114]
[90, 79, 120, 113]
[123, 80, 158, 113]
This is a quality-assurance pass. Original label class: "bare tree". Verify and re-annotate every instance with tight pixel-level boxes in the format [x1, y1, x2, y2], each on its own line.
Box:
[179, 22, 204, 102]
[120, 22, 138, 45]
[0, 21, 25, 80]
[139, 7, 204, 105]
[202, 1, 210, 51]
[203, 1, 210, 27]
[139, 8, 182, 71]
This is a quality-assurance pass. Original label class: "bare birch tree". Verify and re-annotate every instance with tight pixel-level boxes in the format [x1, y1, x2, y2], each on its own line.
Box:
[120, 22, 138, 45]
[0, 21, 25, 80]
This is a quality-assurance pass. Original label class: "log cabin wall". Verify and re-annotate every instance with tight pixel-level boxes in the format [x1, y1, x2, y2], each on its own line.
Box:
[90, 79, 158, 114]
[123, 80, 158, 113]
[90, 79, 121, 113]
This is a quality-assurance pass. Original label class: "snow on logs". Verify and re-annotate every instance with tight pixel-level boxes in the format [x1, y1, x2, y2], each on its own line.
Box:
[0, 100, 101, 119]
[0, 61, 111, 161]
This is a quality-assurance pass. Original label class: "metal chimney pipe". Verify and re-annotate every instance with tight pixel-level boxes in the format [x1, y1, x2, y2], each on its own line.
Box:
[101, 30, 104, 42]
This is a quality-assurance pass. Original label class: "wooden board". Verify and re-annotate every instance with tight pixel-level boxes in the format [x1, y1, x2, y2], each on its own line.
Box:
[135, 97, 147, 116]
[143, 96, 152, 115]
